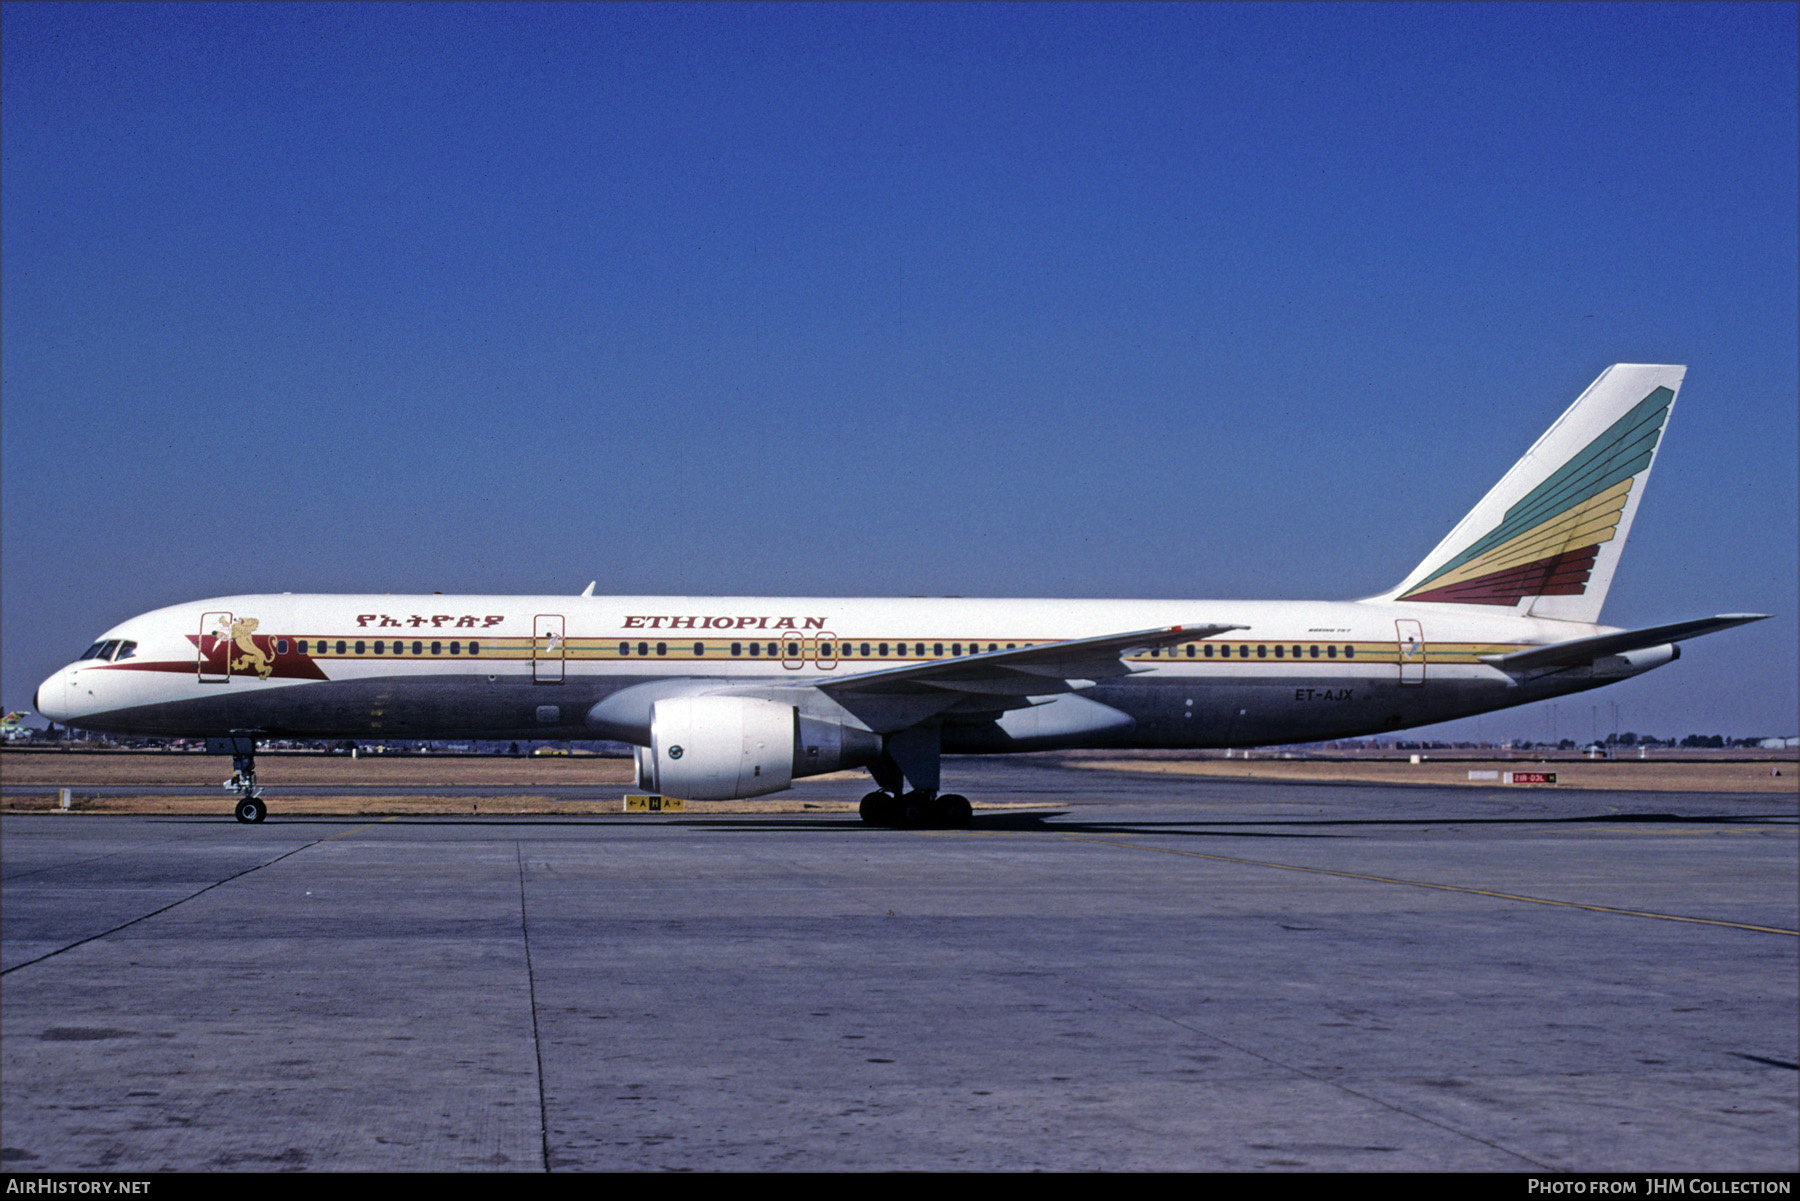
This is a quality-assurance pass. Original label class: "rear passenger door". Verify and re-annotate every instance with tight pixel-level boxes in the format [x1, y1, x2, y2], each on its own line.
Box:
[534, 614, 565, 684]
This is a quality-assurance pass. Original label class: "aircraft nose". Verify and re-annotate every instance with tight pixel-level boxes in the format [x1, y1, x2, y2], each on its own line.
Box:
[35, 668, 72, 723]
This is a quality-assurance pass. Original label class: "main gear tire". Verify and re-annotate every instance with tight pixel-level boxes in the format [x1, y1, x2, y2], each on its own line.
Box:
[859, 791, 896, 826]
[938, 794, 972, 829]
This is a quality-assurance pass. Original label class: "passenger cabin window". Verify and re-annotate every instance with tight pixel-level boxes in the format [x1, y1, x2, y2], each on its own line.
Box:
[451, 642, 461, 654]
[693, 642, 704, 656]
[373, 641, 383, 654]
[1345, 645, 1355, 658]
[1327, 645, 1337, 658]
[1274, 646, 1283, 658]
[341, 641, 351, 655]
[731, 643, 742, 656]
[656, 642, 667, 656]
[897, 643, 907, 657]
[749, 642, 760, 656]
[412, 641, 423, 655]
[430, 641, 442, 655]
[470, 642, 480, 655]
[276, 640, 289, 655]
[638, 642, 649, 656]
[620, 643, 630, 656]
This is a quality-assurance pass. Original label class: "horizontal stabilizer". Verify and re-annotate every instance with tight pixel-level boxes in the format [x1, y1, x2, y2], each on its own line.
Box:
[1477, 614, 1768, 672]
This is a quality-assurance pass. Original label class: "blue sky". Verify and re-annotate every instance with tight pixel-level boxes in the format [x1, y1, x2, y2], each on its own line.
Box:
[4, 2, 1795, 740]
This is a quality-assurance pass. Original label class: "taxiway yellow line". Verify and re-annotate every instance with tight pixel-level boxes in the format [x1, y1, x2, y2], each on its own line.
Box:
[316, 814, 401, 842]
[1060, 837, 1800, 936]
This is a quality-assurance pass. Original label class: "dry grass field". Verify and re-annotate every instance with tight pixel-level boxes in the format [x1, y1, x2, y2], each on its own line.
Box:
[1, 750, 638, 789]
[2, 746, 1793, 816]
[0, 751, 876, 815]
[1060, 754, 1798, 793]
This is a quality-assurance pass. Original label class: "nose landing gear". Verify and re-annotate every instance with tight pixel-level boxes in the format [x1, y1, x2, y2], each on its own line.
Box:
[220, 740, 266, 823]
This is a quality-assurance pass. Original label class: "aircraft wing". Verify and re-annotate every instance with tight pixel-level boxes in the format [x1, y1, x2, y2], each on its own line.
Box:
[818, 623, 1245, 699]
[1477, 614, 1768, 672]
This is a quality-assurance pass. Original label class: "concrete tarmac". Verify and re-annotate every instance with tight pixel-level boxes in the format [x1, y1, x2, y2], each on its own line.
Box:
[2, 761, 1795, 1172]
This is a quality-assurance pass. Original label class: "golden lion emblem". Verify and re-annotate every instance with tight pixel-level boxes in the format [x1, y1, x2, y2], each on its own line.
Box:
[212, 617, 276, 679]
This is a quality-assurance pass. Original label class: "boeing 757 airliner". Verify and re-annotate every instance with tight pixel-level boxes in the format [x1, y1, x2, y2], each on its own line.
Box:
[35, 364, 1765, 826]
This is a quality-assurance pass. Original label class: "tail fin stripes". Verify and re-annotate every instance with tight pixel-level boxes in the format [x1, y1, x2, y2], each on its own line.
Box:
[1375, 365, 1685, 623]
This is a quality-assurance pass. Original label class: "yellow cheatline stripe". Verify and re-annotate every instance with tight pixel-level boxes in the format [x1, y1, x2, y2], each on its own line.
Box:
[1060, 837, 1800, 936]
[295, 636, 1534, 664]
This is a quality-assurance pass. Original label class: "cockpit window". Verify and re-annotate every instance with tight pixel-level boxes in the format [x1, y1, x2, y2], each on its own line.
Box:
[98, 640, 122, 661]
[78, 642, 107, 660]
[114, 641, 137, 661]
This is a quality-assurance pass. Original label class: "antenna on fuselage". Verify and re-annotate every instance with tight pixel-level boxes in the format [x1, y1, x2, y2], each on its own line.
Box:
[580, 581, 596, 597]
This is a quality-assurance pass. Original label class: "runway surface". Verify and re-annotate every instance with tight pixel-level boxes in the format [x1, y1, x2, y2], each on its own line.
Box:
[3, 760, 1795, 1172]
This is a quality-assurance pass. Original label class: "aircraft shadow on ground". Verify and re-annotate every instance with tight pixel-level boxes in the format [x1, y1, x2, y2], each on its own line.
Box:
[142, 810, 1796, 838]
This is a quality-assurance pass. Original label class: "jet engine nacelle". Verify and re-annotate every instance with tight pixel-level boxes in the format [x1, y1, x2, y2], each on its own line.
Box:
[1592, 643, 1679, 677]
[642, 695, 798, 800]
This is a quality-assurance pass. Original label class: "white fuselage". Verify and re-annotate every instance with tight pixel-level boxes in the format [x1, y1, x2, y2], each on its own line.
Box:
[37, 592, 1647, 754]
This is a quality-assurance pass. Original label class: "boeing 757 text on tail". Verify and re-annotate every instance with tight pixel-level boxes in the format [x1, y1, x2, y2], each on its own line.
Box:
[36, 365, 1766, 826]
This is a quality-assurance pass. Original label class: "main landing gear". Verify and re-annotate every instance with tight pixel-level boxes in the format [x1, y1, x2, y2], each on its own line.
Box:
[226, 747, 266, 823]
[856, 728, 972, 828]
[859, 790, 972, 830]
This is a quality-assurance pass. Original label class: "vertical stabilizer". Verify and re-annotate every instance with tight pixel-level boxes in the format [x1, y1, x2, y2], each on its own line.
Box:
[1372, 364, 1685, 624]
